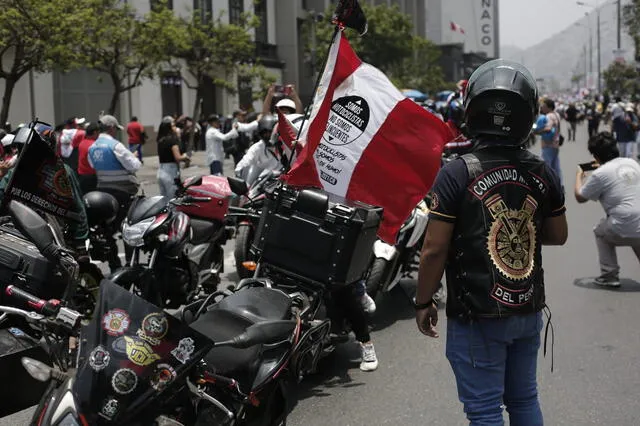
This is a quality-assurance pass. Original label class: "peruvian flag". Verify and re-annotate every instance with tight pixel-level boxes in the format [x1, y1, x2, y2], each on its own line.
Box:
[450, 21, 465, 34]
[284, 32, 453, 243]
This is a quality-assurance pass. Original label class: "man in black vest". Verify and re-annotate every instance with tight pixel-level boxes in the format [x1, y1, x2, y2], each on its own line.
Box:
[415, 60, 568, 425]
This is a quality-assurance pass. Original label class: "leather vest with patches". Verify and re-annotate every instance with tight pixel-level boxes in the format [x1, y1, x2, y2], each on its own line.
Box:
[446, 146, 550, 320]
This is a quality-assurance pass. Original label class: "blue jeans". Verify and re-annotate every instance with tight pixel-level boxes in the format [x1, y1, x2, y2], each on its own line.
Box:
[209, 161, 223, 176]
[541, 146, 562, 186]
[129, 143, 142, 162]
[446, 312, 544, 426]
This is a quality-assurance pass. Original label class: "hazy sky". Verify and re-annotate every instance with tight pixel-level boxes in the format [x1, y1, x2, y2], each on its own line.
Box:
[500, 0, 616, 49]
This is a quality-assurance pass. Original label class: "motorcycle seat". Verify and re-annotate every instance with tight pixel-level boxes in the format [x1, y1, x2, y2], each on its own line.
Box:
[190, 218, 218, 245]
[190, 287, 292, 392]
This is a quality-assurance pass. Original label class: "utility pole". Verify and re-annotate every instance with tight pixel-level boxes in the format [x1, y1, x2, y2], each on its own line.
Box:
[617, 0, 621, 50]
[597, 10, 601, 93]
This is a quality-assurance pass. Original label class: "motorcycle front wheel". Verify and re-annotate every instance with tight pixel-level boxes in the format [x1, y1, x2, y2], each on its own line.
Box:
[365, 258, 388, 300]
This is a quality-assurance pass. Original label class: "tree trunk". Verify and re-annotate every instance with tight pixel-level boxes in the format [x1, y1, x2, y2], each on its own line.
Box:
[0, 77, 17, 127]
[188, 84, 202, 156]
[108, 73, 122, 116]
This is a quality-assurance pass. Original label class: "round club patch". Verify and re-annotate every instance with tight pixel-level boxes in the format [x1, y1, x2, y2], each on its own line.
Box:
[322, 95, 370, 146]
[137, 312, 169, 346]
[88, 345, 111, 372]
[149, 363, 177, 392]
[112, 368, 138, 395]
[102, 309, 131, 337]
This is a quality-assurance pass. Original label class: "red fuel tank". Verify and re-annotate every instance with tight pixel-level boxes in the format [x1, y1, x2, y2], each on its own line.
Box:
[177, 175, 233, 221]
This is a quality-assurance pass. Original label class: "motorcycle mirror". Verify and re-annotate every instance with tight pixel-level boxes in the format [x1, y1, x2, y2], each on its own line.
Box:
[221, 320, 296, 349]
[8, 201, 56, 257]
[227, 177, 249, 197]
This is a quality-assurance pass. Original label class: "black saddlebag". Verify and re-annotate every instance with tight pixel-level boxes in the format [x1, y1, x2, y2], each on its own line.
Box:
[252, 185, 382, 287]
[0, 327, 50, 416]
[0, 225, 62, 302]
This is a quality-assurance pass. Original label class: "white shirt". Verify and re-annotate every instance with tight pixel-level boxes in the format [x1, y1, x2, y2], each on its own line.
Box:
[580, 157, 640, 238]
[205, 126, 238, 165]
[87, 133, 141, 172]
[236, 121, 259, 134]
[235, 140, 282, 177]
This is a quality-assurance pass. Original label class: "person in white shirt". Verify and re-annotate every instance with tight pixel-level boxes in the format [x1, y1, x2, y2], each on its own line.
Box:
[575, 132, 640, 288]
[235, 114, 307, 180]
[205, 114, 238, 176]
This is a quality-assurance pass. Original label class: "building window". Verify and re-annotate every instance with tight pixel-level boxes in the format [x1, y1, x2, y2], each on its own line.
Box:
[255, 0, 268, 43]
[229, 0, 244, 25]
[193, 0, 213, 19]
[150, 0, 173, 9]
[238, 76, 253, 111]
[161, 72, 183, 118]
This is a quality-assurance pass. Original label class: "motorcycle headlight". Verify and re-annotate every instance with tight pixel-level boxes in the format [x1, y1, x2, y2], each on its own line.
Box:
[122, 217, 155, 247]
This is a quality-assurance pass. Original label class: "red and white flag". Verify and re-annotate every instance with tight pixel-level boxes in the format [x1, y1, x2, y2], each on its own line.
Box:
[284, 32, 453, 243]
[450, 21, 465, 34]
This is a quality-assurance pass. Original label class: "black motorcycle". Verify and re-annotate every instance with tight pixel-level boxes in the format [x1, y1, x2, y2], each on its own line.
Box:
[0, 200, 84, 417]
[230, 168, 282, 279]
[111, 177, 236, 308]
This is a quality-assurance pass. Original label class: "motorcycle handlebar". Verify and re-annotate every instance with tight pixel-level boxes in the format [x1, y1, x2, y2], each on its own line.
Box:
[5, 285, 60, 317]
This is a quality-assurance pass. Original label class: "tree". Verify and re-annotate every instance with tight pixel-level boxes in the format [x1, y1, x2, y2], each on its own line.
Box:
[387, 36, 446, 94]
[172, 8, 273, 148]
[603, 61, 640, 96]
[0, 0, 85, 124]
[306, 3, 444, 92]
[623, 1, 640, 62]
[78, 0, 183, 114]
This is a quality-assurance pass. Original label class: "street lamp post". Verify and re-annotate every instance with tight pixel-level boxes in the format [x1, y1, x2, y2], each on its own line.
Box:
[577, 1, 603, 93]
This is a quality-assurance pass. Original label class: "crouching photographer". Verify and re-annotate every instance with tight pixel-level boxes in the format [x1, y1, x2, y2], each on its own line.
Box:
[574, 132, 640, 287]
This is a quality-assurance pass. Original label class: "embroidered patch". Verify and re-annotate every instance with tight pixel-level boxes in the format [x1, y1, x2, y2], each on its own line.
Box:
[102, 309, 130, 337]
[136, 312, 169, 346]
[171, 337, 195, 364]
[124, 336, 161, 367]
[89, 345, 111, 371]
[111, 368, 137, 395]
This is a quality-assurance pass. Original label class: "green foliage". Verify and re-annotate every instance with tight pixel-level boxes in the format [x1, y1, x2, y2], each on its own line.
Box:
[0, 0, 86, 122]
[603, 61, 640, 96]
[623, 1, 640, 61]
[388, 36, 446, 94]
[78, 0, 183, 113]
[306, 3, 444, 93]
[173, 10, 260, 92]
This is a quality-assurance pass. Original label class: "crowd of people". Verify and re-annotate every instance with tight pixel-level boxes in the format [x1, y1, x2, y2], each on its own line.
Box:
[0, 58, 638, 424]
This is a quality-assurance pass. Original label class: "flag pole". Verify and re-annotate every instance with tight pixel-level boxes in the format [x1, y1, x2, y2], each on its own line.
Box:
[283, 24, 341, 172]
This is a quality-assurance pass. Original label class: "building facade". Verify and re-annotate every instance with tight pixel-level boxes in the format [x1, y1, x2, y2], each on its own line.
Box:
[0, 0, 498, 130]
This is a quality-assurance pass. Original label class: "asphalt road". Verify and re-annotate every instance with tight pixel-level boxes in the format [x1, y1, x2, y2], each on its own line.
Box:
[3, 123, 640, 425]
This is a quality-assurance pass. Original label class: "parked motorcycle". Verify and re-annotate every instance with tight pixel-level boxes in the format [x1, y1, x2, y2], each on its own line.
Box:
[364, 200, 430, 300]
[111, 175, 237, 308]
[230, 168, 282, 279]
[0, 200, 84, 417]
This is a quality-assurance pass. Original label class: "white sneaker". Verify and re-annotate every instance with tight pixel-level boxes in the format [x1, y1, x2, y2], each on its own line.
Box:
[361, 293, 377, 314]
[360, 342, 378, 372]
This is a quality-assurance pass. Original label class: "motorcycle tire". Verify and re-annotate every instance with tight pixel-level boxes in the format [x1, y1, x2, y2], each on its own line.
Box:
[234, 225, 255, 279]
[73, 261, 103, 318]
[365, 258, 388, 300]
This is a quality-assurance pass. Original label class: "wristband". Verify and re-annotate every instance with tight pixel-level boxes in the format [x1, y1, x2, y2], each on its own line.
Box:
[414, 298, 438, 310]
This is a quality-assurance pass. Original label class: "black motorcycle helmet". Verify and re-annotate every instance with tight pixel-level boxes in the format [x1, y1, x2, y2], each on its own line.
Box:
[258, 115, 278, 144]
[463, 59, 538, 143]
[83, 191, 119, 226]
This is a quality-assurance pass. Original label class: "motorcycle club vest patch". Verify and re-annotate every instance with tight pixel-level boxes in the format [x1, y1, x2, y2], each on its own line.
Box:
[446, 148, 548, 320]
